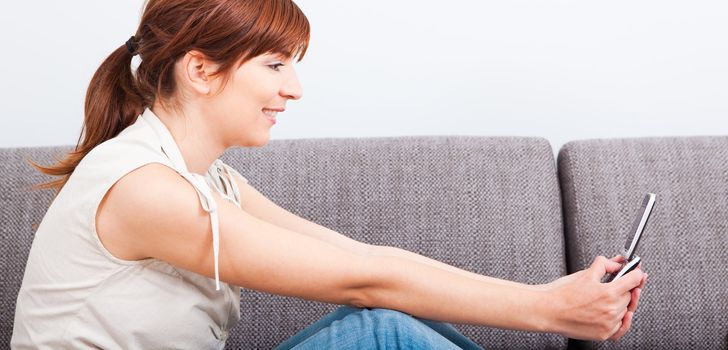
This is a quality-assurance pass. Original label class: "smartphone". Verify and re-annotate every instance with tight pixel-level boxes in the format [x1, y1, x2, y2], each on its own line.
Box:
[604, 193, 656, 282]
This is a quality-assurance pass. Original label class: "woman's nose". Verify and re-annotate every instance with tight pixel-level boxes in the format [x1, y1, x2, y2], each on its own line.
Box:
[281, 71, 303, 100]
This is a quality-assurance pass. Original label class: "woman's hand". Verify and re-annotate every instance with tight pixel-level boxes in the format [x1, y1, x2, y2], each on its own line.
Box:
[538, 255, 648, 341]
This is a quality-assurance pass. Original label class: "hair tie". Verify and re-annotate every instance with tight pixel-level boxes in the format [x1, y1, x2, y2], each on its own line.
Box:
[125, 36, 139, 56]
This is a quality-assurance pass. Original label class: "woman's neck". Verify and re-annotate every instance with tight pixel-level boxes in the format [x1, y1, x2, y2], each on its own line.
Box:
[150, 103, 225, 176]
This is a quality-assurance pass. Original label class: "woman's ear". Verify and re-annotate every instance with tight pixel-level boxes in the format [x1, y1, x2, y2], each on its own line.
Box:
[180, 50, 220, 96]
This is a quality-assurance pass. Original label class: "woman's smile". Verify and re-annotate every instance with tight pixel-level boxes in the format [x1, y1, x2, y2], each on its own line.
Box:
[262, 108, 283, 125]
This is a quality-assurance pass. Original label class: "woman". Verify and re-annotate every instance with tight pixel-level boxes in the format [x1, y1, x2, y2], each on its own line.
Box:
[11, 0, 647, 349]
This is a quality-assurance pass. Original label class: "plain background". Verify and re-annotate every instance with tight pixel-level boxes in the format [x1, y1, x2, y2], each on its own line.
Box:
[1, 0, 726, 153]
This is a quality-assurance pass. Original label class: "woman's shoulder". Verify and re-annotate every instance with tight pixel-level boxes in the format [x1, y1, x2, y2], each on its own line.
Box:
[57, 116, 175, 225]
[95, 162, 190, 261]
[95, 161, 234, 270]
[84, 118, 163, 161]
[73, 119, 172, 183]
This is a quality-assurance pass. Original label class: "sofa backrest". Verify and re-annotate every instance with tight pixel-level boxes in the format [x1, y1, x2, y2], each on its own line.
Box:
[1, 136, 568, 349]
[558, 136, 728, 350]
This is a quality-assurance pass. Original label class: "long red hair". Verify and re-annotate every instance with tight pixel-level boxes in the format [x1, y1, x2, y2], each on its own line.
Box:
[29, 0, 309, 193]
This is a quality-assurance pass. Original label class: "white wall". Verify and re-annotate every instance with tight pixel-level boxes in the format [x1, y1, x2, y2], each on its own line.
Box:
[2, 0, 726, 154]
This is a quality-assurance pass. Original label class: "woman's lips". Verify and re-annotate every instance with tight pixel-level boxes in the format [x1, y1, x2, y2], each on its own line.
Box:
[262, 109, 277, 125]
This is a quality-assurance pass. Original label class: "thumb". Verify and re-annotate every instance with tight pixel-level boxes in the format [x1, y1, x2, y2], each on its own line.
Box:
[590, 255, 623, 280]
[609, 254, 626, 264]
[613, 268, 645, 293]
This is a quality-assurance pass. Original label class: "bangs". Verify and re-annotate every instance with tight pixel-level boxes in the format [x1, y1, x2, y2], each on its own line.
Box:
[245, 0, 310, 62]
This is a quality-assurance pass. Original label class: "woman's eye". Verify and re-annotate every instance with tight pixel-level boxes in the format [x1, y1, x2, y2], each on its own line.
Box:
[269, 63, 285, 71]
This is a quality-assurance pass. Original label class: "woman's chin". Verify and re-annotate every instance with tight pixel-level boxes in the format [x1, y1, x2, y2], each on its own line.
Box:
[256, 132, 271, 146]
[238, 135, 270, 148]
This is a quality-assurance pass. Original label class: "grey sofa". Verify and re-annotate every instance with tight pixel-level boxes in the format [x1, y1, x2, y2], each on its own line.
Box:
[2, 135, 726, 349]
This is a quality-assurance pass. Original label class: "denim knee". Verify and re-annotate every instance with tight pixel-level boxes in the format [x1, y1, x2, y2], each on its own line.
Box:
[366, 308, 485, 350]
[362, 308, 463, 349]
[367, 308, 413, 323]
[365, 308, 439, 331]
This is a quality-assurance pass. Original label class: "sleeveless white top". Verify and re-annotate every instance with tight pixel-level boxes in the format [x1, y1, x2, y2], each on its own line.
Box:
[11, 108, 246, 349]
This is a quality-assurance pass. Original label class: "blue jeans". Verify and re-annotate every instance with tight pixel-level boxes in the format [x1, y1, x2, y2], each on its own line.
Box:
[274, 306, 485, 350]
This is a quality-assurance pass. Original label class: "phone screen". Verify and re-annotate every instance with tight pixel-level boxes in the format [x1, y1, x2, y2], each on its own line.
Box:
[622, 193, 656, 260]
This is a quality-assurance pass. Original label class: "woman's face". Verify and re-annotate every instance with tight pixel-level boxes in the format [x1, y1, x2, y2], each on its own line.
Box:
[201, 52, 303, 148]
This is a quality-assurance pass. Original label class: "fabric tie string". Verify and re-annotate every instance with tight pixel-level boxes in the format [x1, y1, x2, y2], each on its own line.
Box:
[179, 172, 223, 291]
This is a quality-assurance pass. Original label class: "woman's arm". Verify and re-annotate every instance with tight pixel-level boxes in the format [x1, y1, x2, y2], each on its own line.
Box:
[236, 178, 540, 291]
[359, 253, 645, 341]
[371, 245, 543, 291]
[106, 165, 643, 340]
[104, 164, 549, 331]
[236, 178, 373, 256]
[230, 176, 645, 340]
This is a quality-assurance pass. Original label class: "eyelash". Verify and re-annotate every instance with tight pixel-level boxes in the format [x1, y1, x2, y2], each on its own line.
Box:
[269, 63, 285, 71]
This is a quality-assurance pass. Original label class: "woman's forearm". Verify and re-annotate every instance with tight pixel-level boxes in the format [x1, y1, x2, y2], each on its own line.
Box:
[370, 245, 543, 291]
[356, 249, 552, 333]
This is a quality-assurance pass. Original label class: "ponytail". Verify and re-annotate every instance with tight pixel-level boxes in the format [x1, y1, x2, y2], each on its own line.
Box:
[28, 42, 145, 193]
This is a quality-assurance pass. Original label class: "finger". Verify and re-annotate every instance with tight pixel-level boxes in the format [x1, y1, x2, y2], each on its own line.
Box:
[592, 256, 625, 278]
[639, 273, 648, 289]
[607, 310, 627, 341]
[610, 255, 626, 263]
[628, 288, 641, 312]
[614, 268, 645, 294]
[619, 292, 632, 310]
[609, 311, 634, 342]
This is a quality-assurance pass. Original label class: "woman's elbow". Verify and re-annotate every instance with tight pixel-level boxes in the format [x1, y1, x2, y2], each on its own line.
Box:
[342, 252, 393, 309]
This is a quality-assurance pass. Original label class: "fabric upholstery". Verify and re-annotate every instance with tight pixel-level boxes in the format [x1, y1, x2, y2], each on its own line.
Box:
[558, 136, 728, 350]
